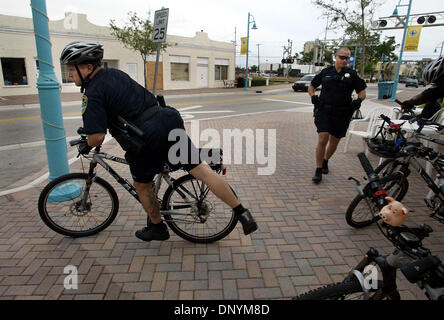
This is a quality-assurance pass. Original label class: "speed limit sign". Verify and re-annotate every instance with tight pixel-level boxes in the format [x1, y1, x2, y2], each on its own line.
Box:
[152, 8, 169, 43]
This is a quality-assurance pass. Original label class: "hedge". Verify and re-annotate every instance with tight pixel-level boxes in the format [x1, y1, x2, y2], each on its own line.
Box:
[251, 78, 267, 86]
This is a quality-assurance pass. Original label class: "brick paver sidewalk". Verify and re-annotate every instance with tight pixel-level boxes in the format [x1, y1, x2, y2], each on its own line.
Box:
[0, 109, 443, 300]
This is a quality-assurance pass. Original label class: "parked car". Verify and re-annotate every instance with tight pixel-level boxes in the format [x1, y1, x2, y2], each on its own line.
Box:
[398, 76, 408, 83]
[405, 78, 419, 88]
[417, 78, 426, 86]
[292, 74, 318, 92]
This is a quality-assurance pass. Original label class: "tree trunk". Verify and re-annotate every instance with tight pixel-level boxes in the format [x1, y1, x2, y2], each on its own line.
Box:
[142, 54, 147, 89]
[359, 1, 366, 78]
[360, 43, 366, 78]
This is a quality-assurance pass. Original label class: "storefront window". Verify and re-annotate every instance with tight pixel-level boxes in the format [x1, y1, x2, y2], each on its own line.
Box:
[1, 58, 28, 86]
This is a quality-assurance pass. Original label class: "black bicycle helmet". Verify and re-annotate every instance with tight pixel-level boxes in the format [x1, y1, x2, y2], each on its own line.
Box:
[60, 41, 103, 66]
[423, 56, 444, 84]
[365, 137, 403, 159]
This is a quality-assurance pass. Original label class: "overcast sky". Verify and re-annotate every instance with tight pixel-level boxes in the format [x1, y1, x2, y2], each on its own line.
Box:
[1, 0, 443, 66]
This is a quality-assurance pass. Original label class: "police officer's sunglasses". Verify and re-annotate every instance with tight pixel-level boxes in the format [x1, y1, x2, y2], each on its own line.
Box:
[337, 55, 350, 60]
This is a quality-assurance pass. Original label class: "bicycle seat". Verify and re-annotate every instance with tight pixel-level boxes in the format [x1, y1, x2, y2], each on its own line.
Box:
[162, 148, 224, 173]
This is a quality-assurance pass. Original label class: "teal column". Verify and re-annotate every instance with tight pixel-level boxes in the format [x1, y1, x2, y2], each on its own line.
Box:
[244, 12, 251, 91]
[390, 0, 413, 102]
[30, 0, 69, 182]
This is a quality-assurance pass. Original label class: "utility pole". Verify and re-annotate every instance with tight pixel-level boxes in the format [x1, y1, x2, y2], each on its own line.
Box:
[283, 39, 293, 82]
[256, 44, 261, 73]
[313, 38, 320, 73]
[233, 26, 237, 78]
[319, 18, 329, 67]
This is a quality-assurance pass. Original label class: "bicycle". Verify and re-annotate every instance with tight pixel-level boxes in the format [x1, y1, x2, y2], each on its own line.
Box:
[346, 113, 444, 227]
[38, 131, 239, 243]
[294, 153, 444, 300]
[345, 113, 410, 228]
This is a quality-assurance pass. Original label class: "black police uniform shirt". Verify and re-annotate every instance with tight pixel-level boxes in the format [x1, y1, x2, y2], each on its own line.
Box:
[310, 65, 367, 108]
[81, 68, 158, 135]
[422, 86, 444, 102]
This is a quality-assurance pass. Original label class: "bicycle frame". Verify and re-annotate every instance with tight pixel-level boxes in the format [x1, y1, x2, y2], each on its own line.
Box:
[81, 147, 200, 221]
[384, 153, 444, 221]
[351, 246, 444, 300]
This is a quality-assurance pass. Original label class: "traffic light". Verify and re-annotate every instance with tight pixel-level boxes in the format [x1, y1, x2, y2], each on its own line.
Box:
[417, 15, 436, 24]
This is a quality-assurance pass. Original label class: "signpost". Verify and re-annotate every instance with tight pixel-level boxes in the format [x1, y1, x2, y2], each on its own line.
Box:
[152, 8, 169, 95]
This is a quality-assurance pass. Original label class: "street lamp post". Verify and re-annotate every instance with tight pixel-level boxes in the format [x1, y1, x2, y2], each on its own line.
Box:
[435, 41, 444, 56]
[390, 0, 413, 102]
[245, 12, 257, 91]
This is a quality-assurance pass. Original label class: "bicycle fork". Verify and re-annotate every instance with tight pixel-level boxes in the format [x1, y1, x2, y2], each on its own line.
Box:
[77, 158, 100, 210]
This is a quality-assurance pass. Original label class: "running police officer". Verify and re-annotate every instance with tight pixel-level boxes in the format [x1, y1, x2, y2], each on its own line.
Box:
[308, 46, 367, 184]
[60, 41, 258, 242]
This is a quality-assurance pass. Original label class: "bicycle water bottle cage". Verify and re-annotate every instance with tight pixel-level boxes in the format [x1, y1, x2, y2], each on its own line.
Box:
[395, 138, 405, 148]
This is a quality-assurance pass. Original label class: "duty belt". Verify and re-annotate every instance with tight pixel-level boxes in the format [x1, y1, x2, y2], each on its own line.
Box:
[132, 104, 162, 127]
[322, 103, 351, 116]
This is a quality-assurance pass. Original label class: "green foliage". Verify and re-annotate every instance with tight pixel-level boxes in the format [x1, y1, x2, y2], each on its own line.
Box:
[251, 78, 267, 86]
[313, 0, 384, 76]
[299, 50, 314, 64]
[109, 11, 168, 88]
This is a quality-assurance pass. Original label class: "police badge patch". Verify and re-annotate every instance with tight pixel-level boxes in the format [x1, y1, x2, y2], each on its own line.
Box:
[81, 95, 88, 114]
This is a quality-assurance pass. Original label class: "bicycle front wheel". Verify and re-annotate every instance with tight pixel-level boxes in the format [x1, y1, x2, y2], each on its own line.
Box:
[345, 173, 408, 228]
[293, 276, 363, 300]
[38, 173, 119, 237]
[161, 174, 238, 243]
[375, 158, 409, 201]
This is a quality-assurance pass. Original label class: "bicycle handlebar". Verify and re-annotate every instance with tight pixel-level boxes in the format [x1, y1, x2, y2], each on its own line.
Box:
[357, 152, 387, 210]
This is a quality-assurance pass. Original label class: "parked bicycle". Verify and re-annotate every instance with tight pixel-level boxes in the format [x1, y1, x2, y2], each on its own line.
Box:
[38, 130, 239, 243]
[346, 112, 444, 228]
[294, 153, 444, 300]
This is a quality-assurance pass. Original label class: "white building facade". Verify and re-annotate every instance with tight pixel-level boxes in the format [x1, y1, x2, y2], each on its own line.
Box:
[0, 12, 235, 97]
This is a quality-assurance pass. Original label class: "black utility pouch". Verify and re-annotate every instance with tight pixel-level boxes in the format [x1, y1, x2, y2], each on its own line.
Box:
[109, 116, 147, 154]
[400, 255, 441, 284]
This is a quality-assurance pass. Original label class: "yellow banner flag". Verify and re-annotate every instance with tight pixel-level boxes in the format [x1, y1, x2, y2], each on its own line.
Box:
[240, 37, 247, 55]
[404, 25, 422, 52]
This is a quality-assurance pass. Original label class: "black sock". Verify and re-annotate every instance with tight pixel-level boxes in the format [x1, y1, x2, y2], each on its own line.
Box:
[233, 204, 246, 215]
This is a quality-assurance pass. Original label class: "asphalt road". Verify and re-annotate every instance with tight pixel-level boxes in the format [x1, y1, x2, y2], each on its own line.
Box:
[0, 84, 423, 192]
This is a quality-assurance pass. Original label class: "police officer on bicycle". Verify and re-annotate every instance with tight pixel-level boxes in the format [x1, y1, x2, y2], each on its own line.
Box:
[401, 56, 444, 112]
[60, 41, 257, 242]
[308, 46, 367, 184]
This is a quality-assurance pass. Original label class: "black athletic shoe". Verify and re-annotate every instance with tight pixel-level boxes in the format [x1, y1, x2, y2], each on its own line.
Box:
[135, 221, 170, 241]
[312, 168, 322, 184]
[236, 209, 258, 235]
[322, 159, 329, 174]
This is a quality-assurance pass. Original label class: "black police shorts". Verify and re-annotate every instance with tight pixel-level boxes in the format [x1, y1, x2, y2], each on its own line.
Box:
[314, 111, 351, 139]
[124, 107, 201, 183]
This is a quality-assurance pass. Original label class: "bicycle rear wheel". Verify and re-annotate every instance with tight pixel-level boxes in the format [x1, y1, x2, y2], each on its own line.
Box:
[38, 173, 119, 237]
[345, 173, 409, 228]
[161, 174, 238, 243]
